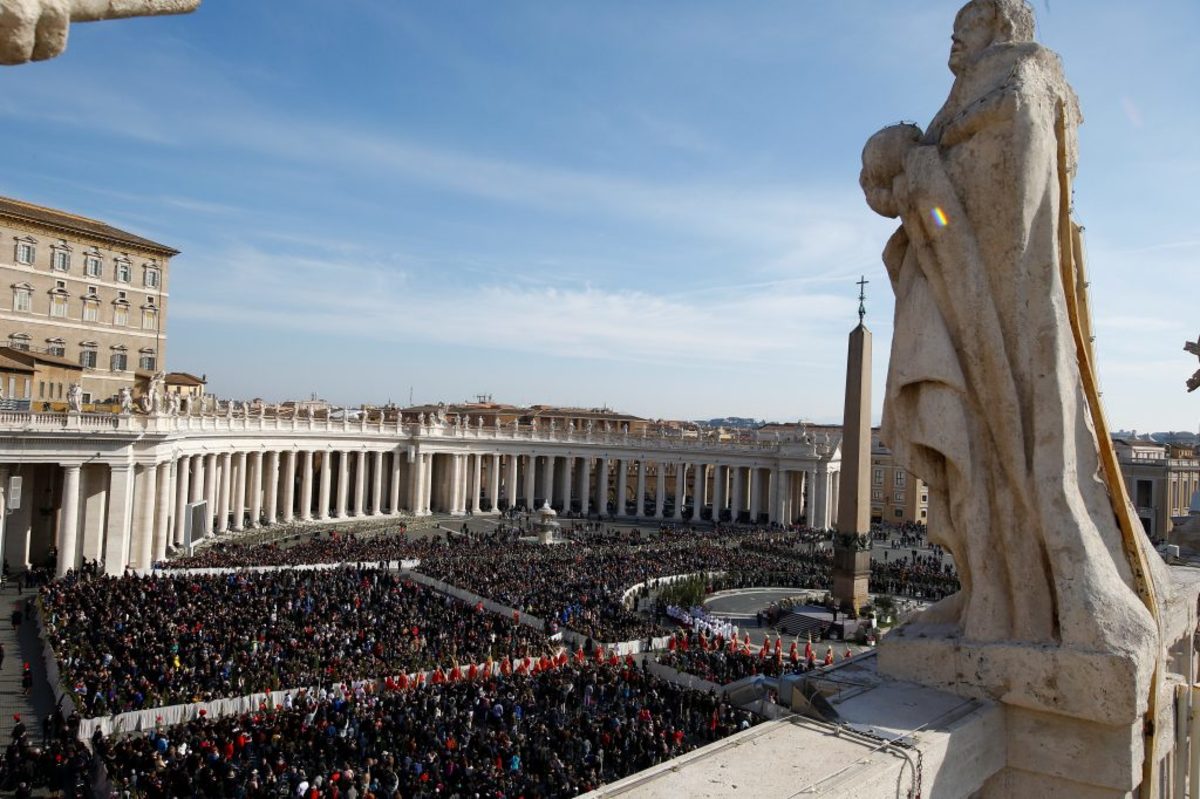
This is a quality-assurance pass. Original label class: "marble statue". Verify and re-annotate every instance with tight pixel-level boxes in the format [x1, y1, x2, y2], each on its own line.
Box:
[1185, 335, 1199, 393]
[530, 418, 539, 432]
[0, 0, 200, 65]
[549, 419, 557, 433]
[168, 392, 180, 416]
[66, 383, 82, 413]
[586, 419, 594, 435]
[117, 386, 132, 414]
[862, 0, 1163, 657]
[476, 415, 484, 429]
[418, 412, 426, 427]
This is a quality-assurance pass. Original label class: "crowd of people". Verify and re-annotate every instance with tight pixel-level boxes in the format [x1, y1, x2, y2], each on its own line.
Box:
[869, 555, 959, 601]
[41, 567, 552, 716]
[163, 530, 439, 570]
[95, 662, 758, 798]
[656, 632, 843, 685]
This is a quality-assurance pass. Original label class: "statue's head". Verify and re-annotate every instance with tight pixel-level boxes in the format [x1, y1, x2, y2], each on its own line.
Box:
[950, 0, 1036, 75]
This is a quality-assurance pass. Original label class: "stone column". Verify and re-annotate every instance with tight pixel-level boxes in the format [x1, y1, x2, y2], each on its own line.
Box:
[597, 456, 610, 515]
[407, 451, 420, 514]
[768, 467, 781, 524]
[189, 454, 204, 505]
[134, 463, 157, 571]
[389, 450, 402, 514]
[731, 466, 744, 522]
[489, 454, 501, 513]
[281, 450, 296, 523]
[561, 457, 574, 510]
[451, 451, 465, 513]
[471, 454, 482, 514]
[174, 456, 190, 545]
[505, 454, 518, 512]
[693, 463, 706, 517]
[265, 451, 280, 525]
[249, 452, 263, 528]
[203, 452, 218, 535]
[215, 452, 231, 534]
[337, 452, 350, 517]
[654, 464, 666, 518]
[318, 450, 332, 521]
[420, 452, 433, 514]
[713, 465, 725, 521]
[580, 456, 592, 515]
[300, 450, 314, 522]
[673, 463, 685, 520]
[524, 455, 536, 510]
[232, 453, 247, 531]
[616, 459, 629, 516]
[56, 464, 81, 577]
[749, 467, 762, 523]
[636, 460, 647, 518]
[772, 469, 787, 524]
[353, 451, 367, 516]
[372, 451, 384, 516]
[542, 455, 555, 508]
[154, 461, 172, 559]
[104, 464, 134, 575]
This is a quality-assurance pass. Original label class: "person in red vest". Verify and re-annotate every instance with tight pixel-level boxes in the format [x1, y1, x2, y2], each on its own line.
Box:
[823, 646, 834, 666]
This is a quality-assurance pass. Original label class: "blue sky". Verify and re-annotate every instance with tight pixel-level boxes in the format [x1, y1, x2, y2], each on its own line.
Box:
[0, 1, 1196, 430]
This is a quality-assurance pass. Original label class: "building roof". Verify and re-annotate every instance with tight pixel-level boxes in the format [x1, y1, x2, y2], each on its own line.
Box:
[165, 371, 206, 386]
[0, 352, 34, 373]
[0, 347, 83, 371]
[0, 196, 179, 256]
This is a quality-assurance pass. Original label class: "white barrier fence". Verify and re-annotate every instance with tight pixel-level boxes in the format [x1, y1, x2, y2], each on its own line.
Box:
[149, 559, 422, 577]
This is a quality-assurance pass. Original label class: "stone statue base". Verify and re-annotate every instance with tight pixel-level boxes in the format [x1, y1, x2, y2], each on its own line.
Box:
[879, 571, 1200, 798]
[880, 623, 1151, 725]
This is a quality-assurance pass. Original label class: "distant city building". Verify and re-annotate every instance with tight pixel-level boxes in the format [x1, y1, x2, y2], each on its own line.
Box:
[870, 430, 928, 525]
[0, 196, 178, 403]
[1112, 436, 1200, 538]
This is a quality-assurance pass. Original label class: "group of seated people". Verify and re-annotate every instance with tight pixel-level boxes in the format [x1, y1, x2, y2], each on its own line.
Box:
[164, 530, 438, 570]
[656, 631, 844, 685]
[41, 567, 551, 716]
[95, 662, 758, 799]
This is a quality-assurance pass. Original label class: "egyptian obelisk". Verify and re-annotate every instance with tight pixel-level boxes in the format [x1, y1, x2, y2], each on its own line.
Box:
[832, 278, 872, 613]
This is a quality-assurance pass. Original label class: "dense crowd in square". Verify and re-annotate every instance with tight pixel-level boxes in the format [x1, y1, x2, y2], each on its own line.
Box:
[93, 662, 758, 799]
[40, 567, 552, 716]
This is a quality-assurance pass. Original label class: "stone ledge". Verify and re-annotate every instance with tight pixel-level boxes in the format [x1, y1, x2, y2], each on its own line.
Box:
[878, 626, 1149, 727]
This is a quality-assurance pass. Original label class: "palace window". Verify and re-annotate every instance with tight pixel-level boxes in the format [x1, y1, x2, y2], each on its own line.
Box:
[873, 468, 884, 485]
[46, 338, 65, 357]
[84, 254, 102, 278]
[115, 259, 131, 283]
[871, 489, 883, 501]
[894, 471, 906, 487]
[139, 350, 156, 371]
[143, 266, 160, 288]
[79, 345, 97, 369]
[51, 246, 70, 272]
[82, 299, 98, 322]
[894, 491, 905, 503]
[8, 333, 31, 351]
[49, 294, 68, 318]
[12, 284, 32, 312]
[110, 351, 128, 372]
[14, 239, 35, 265]
[142, 307, 158, 330]
[113, 306, 128, 327]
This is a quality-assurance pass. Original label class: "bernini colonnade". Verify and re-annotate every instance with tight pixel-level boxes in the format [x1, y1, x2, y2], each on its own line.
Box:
[0, 411, 841, 577]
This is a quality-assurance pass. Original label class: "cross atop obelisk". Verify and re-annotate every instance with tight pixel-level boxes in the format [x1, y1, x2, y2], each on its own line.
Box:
[857, 275, 869, 324]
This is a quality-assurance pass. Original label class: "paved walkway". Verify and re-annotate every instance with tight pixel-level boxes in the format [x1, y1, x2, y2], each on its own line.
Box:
[0, 579, 57, 747]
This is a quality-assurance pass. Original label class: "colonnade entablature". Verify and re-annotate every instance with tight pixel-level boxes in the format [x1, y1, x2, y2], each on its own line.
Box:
[0, 410, 843, 578]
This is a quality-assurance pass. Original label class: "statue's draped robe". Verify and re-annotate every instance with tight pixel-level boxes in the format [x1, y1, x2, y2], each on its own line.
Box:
[882, 43, 1161, 652]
